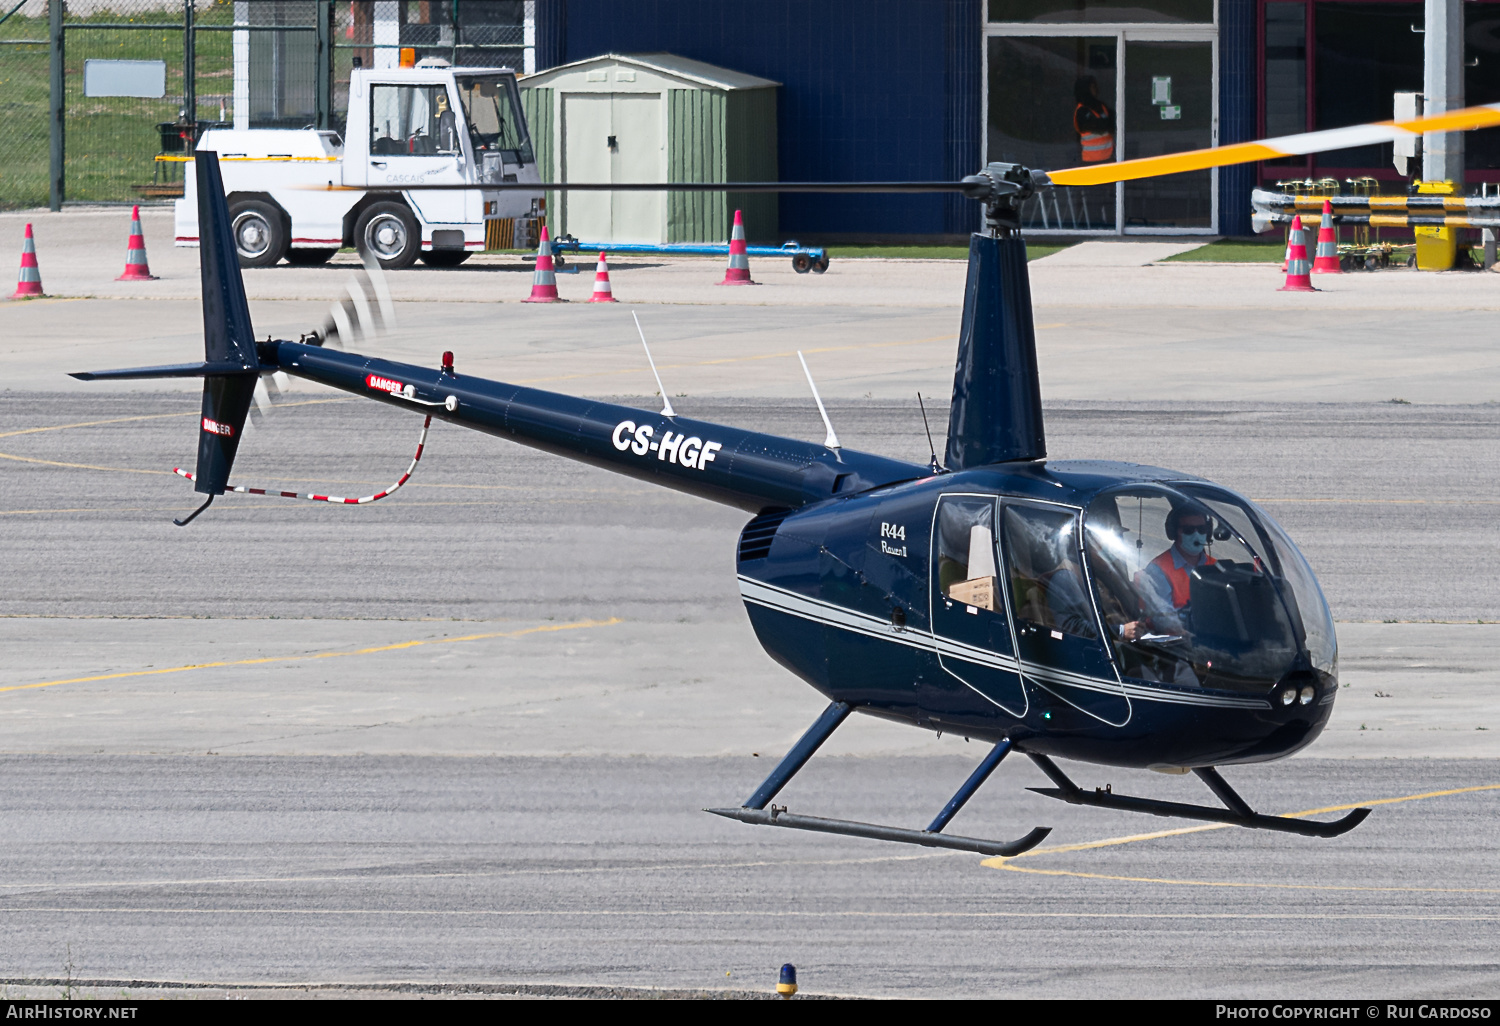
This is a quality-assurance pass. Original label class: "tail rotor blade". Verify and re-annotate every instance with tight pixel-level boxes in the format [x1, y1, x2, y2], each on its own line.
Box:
[248, 369, 288, 428]
[359, 246, 397, 332]
[326, 300, 355, 351]
[249, 374, 272, 428]
[346, 280, 376, 343]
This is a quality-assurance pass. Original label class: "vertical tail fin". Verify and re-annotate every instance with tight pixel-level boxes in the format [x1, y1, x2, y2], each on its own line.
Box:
[190, 151, 260, 497]
[944, 233, 1046, 470]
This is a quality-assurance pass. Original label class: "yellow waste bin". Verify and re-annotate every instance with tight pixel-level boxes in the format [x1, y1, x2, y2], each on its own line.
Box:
[1414, 180, 1459, 271]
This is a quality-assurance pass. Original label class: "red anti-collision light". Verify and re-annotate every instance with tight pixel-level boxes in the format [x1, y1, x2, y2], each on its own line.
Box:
[442, 351, 455, 375]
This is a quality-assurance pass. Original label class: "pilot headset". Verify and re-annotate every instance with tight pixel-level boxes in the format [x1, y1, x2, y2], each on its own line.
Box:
[1164, 504, 1212, 540]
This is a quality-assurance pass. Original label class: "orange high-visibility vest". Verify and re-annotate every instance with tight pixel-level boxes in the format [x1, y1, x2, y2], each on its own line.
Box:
[1147, 549, 1216, 609]
[1074, 104, 1115, 163]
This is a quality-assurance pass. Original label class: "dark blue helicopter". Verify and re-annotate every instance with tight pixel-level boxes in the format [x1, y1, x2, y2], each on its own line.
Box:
[74, 154, 1368, 858]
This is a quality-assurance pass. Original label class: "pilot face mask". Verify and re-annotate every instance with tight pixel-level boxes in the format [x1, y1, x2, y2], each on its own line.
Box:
[1179, 528, 1208, 556]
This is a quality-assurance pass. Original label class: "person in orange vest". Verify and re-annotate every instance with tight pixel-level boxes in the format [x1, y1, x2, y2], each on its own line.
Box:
[1121, 503, 1215, 643]
[1073, 76, 1115, 164]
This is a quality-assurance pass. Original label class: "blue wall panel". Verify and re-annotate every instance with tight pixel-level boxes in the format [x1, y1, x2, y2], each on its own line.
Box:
[1219, 0, 1257, 237]
[554, 0, 983, 237]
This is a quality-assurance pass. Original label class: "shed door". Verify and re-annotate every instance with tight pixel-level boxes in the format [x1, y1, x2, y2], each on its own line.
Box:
[563, 94, 612, 241]
[562, 92, 665, 243]
[608, 94, 664, 242]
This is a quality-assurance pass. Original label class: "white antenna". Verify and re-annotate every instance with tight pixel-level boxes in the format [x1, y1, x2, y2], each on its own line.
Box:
[633, 310, 676, 418]
[797, 350, 841, 450]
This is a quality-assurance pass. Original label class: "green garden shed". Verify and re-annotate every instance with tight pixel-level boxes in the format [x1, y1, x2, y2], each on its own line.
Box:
[520, 53, 779, 245]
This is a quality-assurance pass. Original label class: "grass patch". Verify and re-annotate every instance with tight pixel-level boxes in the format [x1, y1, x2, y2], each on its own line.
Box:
[1164, 237, 1287, 263]
[829, 243, 1072, 261]
[0, 7, 258, 209]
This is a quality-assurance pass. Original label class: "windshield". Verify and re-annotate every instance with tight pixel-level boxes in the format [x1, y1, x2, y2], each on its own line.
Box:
[1083, 483, 1335, 693]
[455, 74, 533, 164]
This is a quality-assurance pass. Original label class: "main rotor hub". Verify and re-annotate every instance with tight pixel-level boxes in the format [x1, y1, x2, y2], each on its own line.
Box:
[960, 163, 1050, 237]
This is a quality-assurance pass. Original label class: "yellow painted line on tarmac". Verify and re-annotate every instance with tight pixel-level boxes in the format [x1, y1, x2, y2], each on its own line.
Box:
[0, 410, 200, 440]
[0, 452, 170, 474]
[0, 617, 621, 695]
[982, 782, 1500, 888]
[0, 399, 348, 442]
[513, 333, 957, 387]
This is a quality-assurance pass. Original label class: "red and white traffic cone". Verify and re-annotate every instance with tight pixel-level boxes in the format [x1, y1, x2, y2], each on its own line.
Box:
[587, 251, 617, 303]
[522, 225, 561, 303]
[116, 205, 157, 281]
[1311, 199, 1341, 274]
[1278, 215, 1318, 292]
[11, 223, 43, 298]
[717, 209, 756, 285]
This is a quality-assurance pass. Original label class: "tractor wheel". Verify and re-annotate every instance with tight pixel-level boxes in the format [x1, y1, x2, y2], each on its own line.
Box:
[228, 199, 288, 268]
[355, 202, 422, 270]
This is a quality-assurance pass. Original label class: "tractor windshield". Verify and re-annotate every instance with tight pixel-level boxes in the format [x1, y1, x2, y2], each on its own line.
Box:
[455, 74, 533, 166]
[1083, 483, 1336, 694]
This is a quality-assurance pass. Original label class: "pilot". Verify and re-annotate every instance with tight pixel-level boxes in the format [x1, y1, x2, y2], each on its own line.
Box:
[1120, 503, 1215, 642]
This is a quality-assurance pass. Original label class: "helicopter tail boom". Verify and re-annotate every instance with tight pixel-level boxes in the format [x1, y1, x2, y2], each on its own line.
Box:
[266, 340, 926, 515]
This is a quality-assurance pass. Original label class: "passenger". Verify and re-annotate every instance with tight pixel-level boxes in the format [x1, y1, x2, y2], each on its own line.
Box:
[1120, 503, 1215, 642]
[1043, 561, 1096, 638]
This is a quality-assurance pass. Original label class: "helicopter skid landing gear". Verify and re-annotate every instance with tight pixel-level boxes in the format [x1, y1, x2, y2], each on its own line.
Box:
[706, 702, 1052, 857]
[1025, 754, 1370, 838]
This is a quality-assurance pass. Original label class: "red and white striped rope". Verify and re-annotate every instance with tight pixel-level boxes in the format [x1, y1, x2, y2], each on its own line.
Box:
[174, 415, 431, 504]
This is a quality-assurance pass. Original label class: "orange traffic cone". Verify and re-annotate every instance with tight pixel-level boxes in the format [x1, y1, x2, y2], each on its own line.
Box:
[11, 223, 43, 298]
[1278, 215, 1318, 292]
[522, 225, 561, 303]
[116, 205, 157, 281]
[588, 251, 617, 302]
[1311, 200, 1341, 274]
[717, 209, 756, 285]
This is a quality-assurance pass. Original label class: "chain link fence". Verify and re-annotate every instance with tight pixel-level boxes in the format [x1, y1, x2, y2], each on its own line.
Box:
[0, 1, 530, 209]
[0, 2, 51, 209]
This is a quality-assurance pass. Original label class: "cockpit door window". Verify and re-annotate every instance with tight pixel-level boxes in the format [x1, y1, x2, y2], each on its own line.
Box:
[929, 495, 1026, 716]
[1000, 501, 1128, 725]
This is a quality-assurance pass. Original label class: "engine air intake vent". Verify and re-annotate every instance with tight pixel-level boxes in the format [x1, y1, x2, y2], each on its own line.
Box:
[738, 509, 791, 563]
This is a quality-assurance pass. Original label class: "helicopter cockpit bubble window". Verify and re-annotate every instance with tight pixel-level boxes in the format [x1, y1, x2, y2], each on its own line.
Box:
[1083, 484, 1329, 693]
[1001, 504, 1097, 640]
[937, 497, 1001, 612]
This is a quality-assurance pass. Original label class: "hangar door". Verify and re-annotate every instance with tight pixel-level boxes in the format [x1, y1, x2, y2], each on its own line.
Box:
[562, 93, 665, 243]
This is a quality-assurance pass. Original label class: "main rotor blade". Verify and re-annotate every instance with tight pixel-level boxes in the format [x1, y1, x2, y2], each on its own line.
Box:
[303, 180, 971, 193]
[1048, 101, 1500, 187]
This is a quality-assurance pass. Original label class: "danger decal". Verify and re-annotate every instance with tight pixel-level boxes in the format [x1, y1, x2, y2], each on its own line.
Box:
[367, 374, 404, 393]
[611, 420, 722, 471]
[201, 417, 234, 436]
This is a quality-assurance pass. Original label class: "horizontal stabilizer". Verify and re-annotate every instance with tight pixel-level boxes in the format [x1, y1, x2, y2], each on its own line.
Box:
[69, 361, 258, 381]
